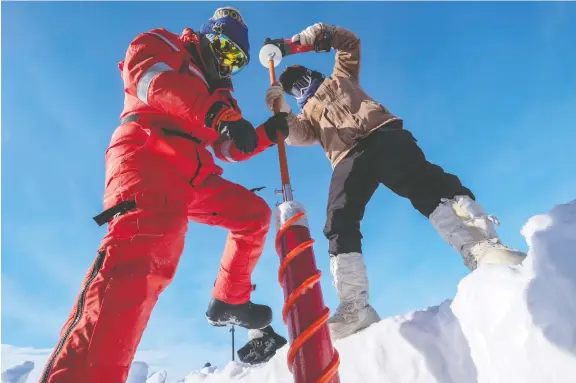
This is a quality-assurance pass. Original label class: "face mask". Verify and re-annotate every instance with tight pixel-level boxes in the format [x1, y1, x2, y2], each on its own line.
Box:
[289, 69, 325, 108]
[196, 34, 226, 83]
[290, 70, 314, 99]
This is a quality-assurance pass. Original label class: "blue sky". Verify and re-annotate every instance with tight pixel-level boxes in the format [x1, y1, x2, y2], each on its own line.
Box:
[2, 1, 575, 380]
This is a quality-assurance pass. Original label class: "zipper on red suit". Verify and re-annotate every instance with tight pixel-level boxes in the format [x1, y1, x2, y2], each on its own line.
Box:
[40, 250, 107, 383]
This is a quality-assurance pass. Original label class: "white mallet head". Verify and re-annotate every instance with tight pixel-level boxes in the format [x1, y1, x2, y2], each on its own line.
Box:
[259, 43, 283, 67]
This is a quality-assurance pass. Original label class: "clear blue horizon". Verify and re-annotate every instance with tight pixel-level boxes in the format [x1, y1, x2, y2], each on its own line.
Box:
[2, 1, 575, 379]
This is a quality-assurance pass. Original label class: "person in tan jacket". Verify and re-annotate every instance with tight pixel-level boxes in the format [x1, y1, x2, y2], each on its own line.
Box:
[265, 23, 527, 340]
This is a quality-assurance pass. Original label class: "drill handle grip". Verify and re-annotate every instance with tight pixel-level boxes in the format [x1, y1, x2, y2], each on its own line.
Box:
[262, 31, 333, 57]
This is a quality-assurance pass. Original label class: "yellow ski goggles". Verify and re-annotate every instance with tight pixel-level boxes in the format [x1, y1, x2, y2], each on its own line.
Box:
[207, 34, 249, 76]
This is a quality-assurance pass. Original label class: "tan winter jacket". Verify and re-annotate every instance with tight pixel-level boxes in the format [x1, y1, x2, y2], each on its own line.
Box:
[285, 25, 402, 168]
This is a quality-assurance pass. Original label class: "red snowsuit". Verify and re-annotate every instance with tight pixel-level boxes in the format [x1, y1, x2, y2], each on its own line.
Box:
[40, 28, 275, 383]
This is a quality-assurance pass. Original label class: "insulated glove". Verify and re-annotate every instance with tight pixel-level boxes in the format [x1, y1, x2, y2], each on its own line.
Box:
[263, 112, 289, 143]
[265, 84, 291, 114]
[291, 22, 329, 45]
[217, 118, 259, 154]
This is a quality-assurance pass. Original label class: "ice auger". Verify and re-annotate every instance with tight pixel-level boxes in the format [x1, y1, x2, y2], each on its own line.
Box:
[259, 35, 340, 383]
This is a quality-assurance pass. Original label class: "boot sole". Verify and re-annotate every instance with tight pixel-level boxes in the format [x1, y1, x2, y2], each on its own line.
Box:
[330, 320, 375, 341]
[206, 315, 271, 330]
[329, 306, 381, 340]
[206, 316, 241, 327]
[477, 251, 526, 267]
[206, 318, 228, 327]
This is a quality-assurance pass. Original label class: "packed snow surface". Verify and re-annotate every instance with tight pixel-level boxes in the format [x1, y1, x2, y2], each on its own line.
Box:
[3, 199, 576, 383]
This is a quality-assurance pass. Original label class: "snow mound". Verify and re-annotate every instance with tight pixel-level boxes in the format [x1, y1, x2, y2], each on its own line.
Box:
[127, 361, 149, 383]
[147, 370, 168, 383]
[1, 361, 34, 383]
[184, 200, 576, 383]
[2, 200, 576, 383]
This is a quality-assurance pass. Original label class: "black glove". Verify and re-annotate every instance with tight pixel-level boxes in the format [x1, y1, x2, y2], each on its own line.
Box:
[263, 112, 289, 143]
[237, 325, 288, 365]
[217, 118, 259, 154]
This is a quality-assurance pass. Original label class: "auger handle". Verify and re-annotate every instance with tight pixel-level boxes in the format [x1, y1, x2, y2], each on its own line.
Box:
[268, 59, 293, 202]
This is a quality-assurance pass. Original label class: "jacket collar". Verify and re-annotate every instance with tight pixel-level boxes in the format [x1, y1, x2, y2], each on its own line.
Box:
[182, 31, 234, 92]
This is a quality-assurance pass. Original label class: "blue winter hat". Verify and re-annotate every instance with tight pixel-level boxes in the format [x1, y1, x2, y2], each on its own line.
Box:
[199, 6, 250, 63]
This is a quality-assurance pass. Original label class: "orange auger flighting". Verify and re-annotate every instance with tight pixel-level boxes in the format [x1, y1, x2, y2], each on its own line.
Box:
[261, 35, 341, 383]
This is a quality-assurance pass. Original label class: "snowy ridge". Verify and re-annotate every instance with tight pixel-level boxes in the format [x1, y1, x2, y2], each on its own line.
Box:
[183, 199, 576, 383]
[0, 361, 34, 383]
[2, 199, 576, 383]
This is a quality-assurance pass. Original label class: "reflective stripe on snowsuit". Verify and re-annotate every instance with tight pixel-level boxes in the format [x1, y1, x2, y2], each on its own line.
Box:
[39, 27, 273, 383]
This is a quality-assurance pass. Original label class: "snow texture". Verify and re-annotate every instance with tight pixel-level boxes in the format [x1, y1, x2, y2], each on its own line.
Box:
[0, 361, 34, 383]
[2, 199, 576, 383]
[247, 329, 265, 341]
[183, 199, 576, 383]
[126, 361, 149, 383]
[147, 370, 168, 383]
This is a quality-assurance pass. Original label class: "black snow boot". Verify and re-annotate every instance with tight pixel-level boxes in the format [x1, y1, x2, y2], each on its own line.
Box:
[237, 325, 288, 365]
[205, 298, 272, 330]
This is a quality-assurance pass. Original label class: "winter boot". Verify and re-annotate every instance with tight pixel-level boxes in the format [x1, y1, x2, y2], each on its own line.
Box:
[205, 298, 272, 330]
[429, 195, 526, 270]
[237, 325, 288, 365]
[327, 252, 381, 340]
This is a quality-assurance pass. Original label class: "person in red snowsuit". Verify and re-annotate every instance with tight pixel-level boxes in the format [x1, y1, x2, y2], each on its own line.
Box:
[40, 7, 289, 383]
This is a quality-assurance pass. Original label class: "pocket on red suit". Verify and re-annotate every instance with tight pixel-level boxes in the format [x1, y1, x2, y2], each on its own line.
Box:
[132, 189, 188, 238]
[105, 124, 154, 188]
[105, 136, 197, 205]
[103, 188, 189, 243]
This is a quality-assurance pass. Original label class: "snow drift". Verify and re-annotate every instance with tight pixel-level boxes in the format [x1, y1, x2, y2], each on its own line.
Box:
[1, 361, 34, 383]
[183, 199, 576, 383]
[3, 199, 576, 383]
